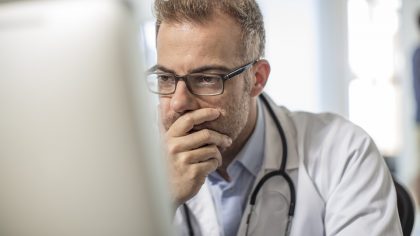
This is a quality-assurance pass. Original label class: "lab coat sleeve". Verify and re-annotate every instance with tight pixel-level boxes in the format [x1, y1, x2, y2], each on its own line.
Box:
[319, 120, 402, 236]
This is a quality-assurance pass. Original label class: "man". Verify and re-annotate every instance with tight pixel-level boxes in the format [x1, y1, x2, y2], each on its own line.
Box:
[147, 0, 402, 235]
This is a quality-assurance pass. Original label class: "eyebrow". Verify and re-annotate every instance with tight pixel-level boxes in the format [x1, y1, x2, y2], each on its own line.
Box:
[150, 64, 232, 75]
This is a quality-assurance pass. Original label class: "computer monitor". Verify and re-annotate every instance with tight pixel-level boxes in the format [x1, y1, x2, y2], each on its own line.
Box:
[0, 1, 172, 235]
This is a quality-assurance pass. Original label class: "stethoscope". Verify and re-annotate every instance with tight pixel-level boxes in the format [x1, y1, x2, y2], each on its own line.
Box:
[183, 93, 296, 236]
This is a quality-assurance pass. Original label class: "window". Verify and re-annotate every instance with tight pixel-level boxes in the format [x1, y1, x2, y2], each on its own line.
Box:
[347, 0, 402, 156]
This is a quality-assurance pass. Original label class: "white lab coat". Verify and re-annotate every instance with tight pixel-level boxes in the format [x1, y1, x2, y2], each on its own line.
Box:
[174, 95, 403, 236]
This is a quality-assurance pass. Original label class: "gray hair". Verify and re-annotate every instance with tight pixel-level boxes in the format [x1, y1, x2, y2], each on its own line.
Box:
[154, 0, 266, 62]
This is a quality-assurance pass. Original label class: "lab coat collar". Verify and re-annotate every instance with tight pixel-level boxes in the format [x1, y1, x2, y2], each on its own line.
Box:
[186, 179, 221, 235]
[260, 94, 299, 171]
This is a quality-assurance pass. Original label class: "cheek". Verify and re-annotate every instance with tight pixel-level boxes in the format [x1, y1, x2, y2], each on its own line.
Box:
[216, 95, 238, 116]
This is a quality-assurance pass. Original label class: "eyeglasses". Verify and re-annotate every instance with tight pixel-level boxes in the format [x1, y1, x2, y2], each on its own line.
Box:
[145, 60, 257, 96]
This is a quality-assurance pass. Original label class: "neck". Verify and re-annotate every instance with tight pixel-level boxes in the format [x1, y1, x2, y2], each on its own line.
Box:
[217, 99, 258, 180]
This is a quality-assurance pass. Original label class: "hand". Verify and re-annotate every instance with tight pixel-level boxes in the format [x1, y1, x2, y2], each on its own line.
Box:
[164, 108, 232, 208]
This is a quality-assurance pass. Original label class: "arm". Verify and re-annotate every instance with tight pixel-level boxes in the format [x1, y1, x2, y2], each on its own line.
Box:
[322, 125, 402, 236]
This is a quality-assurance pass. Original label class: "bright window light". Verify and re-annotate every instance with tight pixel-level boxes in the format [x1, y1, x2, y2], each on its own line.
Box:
[347, 0, 402, 156]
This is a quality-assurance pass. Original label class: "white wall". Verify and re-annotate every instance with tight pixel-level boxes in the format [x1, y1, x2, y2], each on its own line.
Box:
[260, 0, 350, 116]
[259, 0, 321, 113]
[315, 0, 350, 117]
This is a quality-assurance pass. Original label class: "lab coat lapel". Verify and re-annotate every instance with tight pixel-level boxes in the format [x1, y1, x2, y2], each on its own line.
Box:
[237, 95, 299, 236]
[186, 179, 221, 236]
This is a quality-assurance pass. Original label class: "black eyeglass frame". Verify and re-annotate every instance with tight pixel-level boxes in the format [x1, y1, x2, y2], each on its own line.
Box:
[146, 60, 258, 96]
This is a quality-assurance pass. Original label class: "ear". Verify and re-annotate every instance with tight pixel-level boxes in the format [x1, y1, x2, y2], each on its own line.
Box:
[250, 59, 270, 97]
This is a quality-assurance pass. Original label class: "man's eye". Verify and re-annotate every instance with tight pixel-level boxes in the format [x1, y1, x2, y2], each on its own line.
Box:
[158, 75, 172, 82]
[196, 76, 219, 84]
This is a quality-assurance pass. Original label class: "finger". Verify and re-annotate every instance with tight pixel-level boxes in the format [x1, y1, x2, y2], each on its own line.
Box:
[177, 145, 222, 167]
[169, 129, 232, 153]
[192, 158, 220, 176]
[167, 108, 220, 137]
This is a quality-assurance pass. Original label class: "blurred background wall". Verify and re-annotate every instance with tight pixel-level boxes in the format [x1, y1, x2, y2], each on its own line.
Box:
[140, 0, 420, 233]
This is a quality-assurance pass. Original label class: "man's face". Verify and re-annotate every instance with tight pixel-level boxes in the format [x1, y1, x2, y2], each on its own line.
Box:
[156, 12, 253, 144]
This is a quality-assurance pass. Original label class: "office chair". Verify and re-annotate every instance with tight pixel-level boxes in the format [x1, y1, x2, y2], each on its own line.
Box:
[393, 179, 415, 236]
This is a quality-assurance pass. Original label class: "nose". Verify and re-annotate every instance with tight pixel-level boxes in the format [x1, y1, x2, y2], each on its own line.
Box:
[170, 81, 199, 114]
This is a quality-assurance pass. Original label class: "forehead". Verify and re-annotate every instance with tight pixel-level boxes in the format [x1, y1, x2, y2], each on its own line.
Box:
[156, 12, 243, 74]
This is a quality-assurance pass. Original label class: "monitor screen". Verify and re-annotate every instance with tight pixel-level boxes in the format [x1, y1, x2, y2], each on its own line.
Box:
[0, 0, 172, 235]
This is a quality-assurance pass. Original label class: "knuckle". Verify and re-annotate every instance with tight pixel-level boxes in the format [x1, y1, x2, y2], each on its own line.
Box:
[183, 114, 194, 125]
[178, 152, 192, 163]
[167, 142, 180, 155]
[202, 129, 212, 140]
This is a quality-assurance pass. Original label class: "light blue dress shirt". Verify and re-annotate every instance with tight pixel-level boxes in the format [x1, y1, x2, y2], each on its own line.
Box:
[207, 102, 265, 236]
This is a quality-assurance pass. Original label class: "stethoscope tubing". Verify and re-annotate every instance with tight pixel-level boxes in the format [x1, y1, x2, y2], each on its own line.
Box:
[255, 93, 296, 216]
[183, 93, 296, 236]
